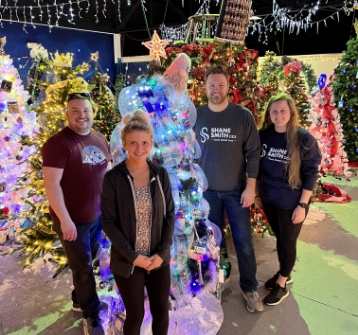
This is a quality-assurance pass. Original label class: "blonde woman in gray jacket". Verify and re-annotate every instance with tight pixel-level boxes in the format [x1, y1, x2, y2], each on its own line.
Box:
[101, 111, 175, 335]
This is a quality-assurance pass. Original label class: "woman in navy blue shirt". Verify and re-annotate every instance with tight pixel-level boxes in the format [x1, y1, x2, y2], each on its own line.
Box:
[255, 94, 321, 306]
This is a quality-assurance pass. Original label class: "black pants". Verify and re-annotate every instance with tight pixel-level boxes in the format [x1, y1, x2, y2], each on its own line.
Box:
[114, 264, 170, 335]
[262, 202, 308, 277]
[52, 217, 101, 318]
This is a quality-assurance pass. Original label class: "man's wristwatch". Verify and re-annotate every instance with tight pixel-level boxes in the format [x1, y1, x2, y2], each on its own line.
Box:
[298, 202, 308, 209]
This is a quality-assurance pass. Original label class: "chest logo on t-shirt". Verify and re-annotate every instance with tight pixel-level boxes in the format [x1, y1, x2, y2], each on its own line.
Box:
[82, 145, 107, 165]
[261, 144, 290, 164]
[200, 127, 237, 143]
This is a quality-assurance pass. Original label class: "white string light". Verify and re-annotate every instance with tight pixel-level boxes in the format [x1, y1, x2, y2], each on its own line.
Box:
[117, 0, 121, 22]
[68, 0, 75, 24]
[30, 6, 36, 29]
[160, 0, 213, 42]
[77, 0, 82, 18]
[102, 0, 107, 18]
[22, 5, 28, 33]
[38, 0, 43, 21]
[248, 0, 352, 44]
[14, 0, 19, 21]
[54, 2, 59, 26]
[94, 0, 99, 23]
[47, 4, 51, 25]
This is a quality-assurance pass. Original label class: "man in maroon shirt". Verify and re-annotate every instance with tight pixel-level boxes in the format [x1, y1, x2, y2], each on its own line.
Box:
[42, 93, 111, 335]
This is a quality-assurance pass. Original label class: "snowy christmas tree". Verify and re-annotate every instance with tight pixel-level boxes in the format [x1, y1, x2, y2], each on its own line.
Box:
[309, 75, 351, 179]
[0, 36, 39, 243]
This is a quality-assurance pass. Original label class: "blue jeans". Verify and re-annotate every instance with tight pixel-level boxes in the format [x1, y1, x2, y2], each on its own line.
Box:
[203, 188, 258, 292]
[52, 216, 102, 318]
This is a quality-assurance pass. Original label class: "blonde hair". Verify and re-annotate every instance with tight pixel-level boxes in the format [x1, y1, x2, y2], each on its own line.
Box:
[121, 110, 153, 144]
[261, 94, 301, 190]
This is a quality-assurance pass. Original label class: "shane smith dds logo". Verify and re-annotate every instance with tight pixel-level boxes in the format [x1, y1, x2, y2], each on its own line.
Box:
[200, 127, 237, 143]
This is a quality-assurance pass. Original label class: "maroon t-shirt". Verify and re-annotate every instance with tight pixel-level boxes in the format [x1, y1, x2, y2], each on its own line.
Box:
[42, 126, 111, 224]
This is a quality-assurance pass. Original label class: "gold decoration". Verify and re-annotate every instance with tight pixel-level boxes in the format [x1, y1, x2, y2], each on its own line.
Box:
[102, 73, 110, 83]
[90, 51, 99, 62]
[354, 19, 358, 38]
[67, 77, 90, 94]
[52, 51, 73, 67]
[142, 30, 170, 65]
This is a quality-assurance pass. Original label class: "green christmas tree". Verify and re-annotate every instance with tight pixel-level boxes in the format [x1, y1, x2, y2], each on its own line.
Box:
[283, 60, 311, 128]
[332, 21, 358, 162]
[163, 42, 264, 123]
[91, 71, 120, 141]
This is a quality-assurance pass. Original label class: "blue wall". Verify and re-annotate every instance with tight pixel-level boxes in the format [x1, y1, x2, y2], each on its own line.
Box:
[0, 22, 115, 90]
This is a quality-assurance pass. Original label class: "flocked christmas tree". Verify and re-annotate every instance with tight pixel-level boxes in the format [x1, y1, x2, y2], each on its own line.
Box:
[309, 75, 351, 179]
[0, 36, 39, 244]
[26, 44, 53, 105]
[332, 20, 358, 162]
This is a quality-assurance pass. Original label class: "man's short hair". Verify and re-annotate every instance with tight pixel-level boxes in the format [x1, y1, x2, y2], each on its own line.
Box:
[205, 65, 230, 82]
[67, 92, 91, 102]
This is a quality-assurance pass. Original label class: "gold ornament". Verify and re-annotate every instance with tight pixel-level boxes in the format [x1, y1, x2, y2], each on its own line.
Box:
[142, 30, 170, 65]
[52, 51, 73, 67]
[90, 51, 100, 62]
[102, 73, 110, 83]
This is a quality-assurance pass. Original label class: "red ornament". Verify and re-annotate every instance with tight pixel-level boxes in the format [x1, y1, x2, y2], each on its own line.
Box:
[3, 207, 10, 214]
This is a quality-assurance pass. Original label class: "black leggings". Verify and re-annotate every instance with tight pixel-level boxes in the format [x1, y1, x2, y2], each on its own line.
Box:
[262, 202, 308, 277]
[114, 264, 170, 335]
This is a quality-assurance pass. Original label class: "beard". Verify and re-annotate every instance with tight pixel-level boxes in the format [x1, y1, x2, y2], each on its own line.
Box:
[207, 93, 228, 106]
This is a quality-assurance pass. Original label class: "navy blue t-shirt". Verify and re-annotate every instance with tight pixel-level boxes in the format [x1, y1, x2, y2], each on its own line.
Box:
[258, 126, 321, 210]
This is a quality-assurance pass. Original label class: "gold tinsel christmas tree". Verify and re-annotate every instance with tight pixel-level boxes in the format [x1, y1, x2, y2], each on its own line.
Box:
[8, 53, 91, 275]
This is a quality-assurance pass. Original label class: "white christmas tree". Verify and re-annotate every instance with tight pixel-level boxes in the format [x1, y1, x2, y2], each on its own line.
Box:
[0, 36, 39, 241]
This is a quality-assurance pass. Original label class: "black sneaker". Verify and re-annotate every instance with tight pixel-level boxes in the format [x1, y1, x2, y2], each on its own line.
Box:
[264, 272, 293, 290]
[83, 315, 105, 335]
[263, 283, 289, 306]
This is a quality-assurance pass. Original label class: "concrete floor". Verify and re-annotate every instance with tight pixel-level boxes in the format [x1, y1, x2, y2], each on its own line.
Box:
[1, 177, 358, 335]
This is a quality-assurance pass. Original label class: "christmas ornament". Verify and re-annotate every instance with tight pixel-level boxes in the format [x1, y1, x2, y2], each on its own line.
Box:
[142, 30, 170, 65]
[0, 75, 15, 93]
[90, 51, 99, 62]
[7, 101, 20, 114]
[0, 181, 6, 192]
[318, 74, 327, 89]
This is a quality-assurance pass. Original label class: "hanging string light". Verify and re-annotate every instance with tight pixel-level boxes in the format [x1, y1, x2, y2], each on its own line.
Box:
[249, 0, 353, 44]
[160, 0, 214, 42]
